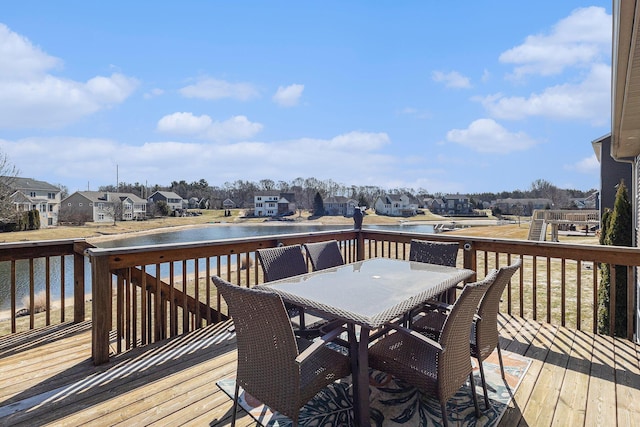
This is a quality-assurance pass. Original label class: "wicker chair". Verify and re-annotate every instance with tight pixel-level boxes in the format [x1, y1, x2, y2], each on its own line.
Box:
[212, 275, 351, 427]
[256, 244, 308, 282]
[409, 239, 460, 304]
[368, 270, 499, 427]
[412, 260, 522, 408]
[303, 240, 345, 271]
[256, 244, 330, 336]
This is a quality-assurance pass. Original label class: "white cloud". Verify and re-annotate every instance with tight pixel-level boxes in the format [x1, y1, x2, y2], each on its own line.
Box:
[565, 154, 599, 174]
[0, 131, 395, 191]
[179, 77, 259, 101]
[432, 70, 471, 88]
[144, 88, 164, 99]
[157, 112, 263, 141]
[0, 23, 61, 79]
[499, 6, 611, 78]
[478, 63, 610, 125]
[0, 24, 138, 129]
[446, 119, 538, 153]
[272, 84, 304, 107]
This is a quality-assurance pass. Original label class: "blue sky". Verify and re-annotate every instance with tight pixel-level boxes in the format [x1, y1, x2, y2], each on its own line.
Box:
[0, 1, 611, 194]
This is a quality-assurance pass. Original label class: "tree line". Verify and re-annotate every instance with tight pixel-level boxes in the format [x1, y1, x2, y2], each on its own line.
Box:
[101, 177, 596, 212]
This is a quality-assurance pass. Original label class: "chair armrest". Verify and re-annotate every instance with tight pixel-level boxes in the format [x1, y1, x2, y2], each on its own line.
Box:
[425, 300, 453, 312]
[384, 322, 443, 352]
[295, 326, 347, 364]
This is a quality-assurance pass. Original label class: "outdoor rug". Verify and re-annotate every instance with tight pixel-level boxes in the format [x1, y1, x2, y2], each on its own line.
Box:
[216, 349, 530, 426]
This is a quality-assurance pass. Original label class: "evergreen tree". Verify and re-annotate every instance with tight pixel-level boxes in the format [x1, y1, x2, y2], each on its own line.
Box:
[597, 181, 632, 336]
[312, 192, 325, 216]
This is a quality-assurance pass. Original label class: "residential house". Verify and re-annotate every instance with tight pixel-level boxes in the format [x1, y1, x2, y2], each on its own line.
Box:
[423, 197, 446, 214]
[611, 0, 640, 339]
[254, 193, 279, 217]
[443, 194, 473, 215]
[324, 196, 358, 216]
[493, 198, 553, 216]
[148, 191, 185, 213]
[592, 133, 630, 216]
[60, 191, 147, 223]
[253, 192, 296, 217]
[374, 194, 418, 217]
[6, 177, 61, 227]
[222, 199, 235, 209]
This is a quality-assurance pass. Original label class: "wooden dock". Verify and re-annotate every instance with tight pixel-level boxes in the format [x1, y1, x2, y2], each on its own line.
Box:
[1, 314, 639, 426]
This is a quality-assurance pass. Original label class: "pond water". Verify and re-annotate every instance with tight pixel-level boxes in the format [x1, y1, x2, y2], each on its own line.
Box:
[0, 223, 435, 312]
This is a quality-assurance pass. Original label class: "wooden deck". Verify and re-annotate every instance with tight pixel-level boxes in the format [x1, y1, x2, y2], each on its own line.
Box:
[1, 314, 639, 426]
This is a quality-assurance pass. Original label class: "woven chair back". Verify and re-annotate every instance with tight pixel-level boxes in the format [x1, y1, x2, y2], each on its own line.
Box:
[211, 276, 301, 417]
[409, 239, 459, 266]
[473, 259, 522, 361]
[256, 244, 308, 282]
[303, 240, 345, 271]
[437, 270, 498, 400]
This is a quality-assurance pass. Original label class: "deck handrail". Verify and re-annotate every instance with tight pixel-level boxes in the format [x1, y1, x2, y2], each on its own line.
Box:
[0, 238, 90, 334]
[2, 228, 638, 365]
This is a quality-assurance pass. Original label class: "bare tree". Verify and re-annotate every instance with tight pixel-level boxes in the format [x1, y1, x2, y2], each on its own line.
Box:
[0, 152, 20, 223]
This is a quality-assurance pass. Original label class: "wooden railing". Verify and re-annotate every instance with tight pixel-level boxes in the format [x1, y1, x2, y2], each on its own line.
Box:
[0, 239, 89, 334]
[85, 230, 359, 363]
[2, 228, 638, 365]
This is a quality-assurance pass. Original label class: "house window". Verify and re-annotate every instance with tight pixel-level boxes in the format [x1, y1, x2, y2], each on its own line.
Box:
[98, 214, 104, 220]
[98, 203, 103, 209]
[48, 193, 55, 199]
[79, 203, 83, 207]
[48, 205, 53, 212]
[67, 202, 72, 206]
[30, 192, 37, 197]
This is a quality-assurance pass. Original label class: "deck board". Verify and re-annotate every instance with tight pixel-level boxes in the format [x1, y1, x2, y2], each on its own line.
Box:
[0, 315, 638, 426]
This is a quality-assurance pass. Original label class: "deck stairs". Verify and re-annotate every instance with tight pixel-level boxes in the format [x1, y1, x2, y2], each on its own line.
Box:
[527, 218, 547, 241]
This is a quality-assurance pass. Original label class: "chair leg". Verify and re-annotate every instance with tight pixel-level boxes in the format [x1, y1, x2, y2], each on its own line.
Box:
[440, 401, 449, 427]
[497, 342, 506, 380]
[477, 359, 490, 409]
[231, 382, 239, 427]
[469, 372, 481, 418]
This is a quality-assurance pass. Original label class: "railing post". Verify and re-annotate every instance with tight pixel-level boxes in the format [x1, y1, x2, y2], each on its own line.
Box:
[73, 247, 85, 323]
[91, 253, 112, 365]
[356, 230, 365, 261]
[462, 241, 477, 279]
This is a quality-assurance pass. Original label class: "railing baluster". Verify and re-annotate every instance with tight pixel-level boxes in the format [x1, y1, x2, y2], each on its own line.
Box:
[609, 264, 616, 336]
[125, 267, 131, 350]
[577, 261, 582, 330]
[561, 259, 566, 327]
[507, 253, 512, 315]
[141, 268, 147, 345]
[11, 260, 16, 333]
[29, 259, 34, 329]
[45, 257, 51, 325]
[592, 261, 598, 334]
[532, 256, 537, 321]
[519, 256, 524, 318]
[60, 256, 65, 322]
[627, 265, 634, 340]
[547, 257, 551, 324]
[116, 274, 124, 354]
[182, 259, 188, 334]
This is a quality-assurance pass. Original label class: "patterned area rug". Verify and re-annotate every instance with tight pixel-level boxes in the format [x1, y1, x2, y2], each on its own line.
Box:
[216, 350, 530, 426]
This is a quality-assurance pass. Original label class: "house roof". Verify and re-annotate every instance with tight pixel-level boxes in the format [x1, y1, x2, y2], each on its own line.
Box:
[3, 177, 60, 192]
[66, 191, 147, 204]
[612, 0, 640, 158]
[149, 191, 183, 200]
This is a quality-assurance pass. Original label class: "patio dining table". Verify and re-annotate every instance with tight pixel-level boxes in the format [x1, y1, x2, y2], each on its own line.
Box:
[255, 257, 475, 427]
